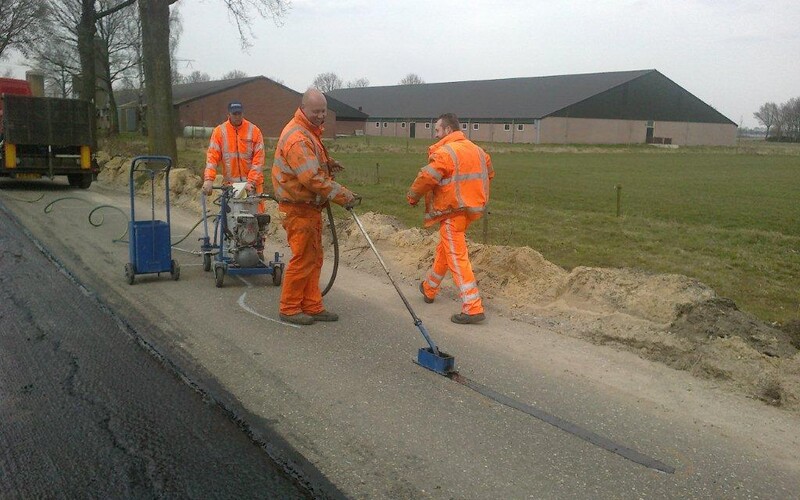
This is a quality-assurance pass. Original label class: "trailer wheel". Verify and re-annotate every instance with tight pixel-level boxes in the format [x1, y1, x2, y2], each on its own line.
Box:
[203, 253, 211, 272]
[170, 260, 180, 281]
[125, 263, 135, 285]
[215, 266, 225, 288]
[68, 173, 92, 189]
[272, 265, 283, 286]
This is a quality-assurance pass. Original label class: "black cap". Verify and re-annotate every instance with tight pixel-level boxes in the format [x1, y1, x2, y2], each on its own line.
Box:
[228, 101, 243, 113]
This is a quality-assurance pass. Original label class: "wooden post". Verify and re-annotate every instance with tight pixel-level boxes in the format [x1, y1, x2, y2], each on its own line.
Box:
[615, 184, 622, 217]
[376, 162, 380, 184]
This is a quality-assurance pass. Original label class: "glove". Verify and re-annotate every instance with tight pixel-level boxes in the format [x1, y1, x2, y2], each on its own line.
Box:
[407, 195, 418, 206]
[343, 193, 362, 210]
[202, 180, 213, 195]
[327, 158, 344, 174]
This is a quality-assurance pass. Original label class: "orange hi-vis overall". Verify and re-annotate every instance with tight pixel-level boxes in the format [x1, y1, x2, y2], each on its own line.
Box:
[272, 109, 353, 316]
[204, 118, 266, 211]
[407, 131, 494, 315]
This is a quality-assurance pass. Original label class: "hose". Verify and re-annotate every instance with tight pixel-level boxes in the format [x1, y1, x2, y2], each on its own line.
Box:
[320, 203, 339, 296]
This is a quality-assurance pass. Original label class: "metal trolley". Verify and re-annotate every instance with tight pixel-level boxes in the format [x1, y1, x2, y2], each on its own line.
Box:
[200, 184, 283, 288]
[124, 156, 179, 284]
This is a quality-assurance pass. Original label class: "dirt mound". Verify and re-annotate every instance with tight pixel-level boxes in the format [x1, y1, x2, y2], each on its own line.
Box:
[554, 267, 717, 324]
[670, 297, 797, 358]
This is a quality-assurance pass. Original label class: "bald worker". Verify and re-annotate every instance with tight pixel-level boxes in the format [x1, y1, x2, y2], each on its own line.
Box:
[271, 88, 359, 325]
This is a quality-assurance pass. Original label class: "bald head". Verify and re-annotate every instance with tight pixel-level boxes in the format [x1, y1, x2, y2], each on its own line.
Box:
[301, 88, 328, 127]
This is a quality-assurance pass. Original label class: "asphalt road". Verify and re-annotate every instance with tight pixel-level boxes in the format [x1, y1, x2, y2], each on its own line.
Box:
[2, 179, 799, 498]
[0, 193, 340, 498]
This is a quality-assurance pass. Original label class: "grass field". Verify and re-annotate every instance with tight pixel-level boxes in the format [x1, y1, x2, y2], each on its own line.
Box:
[103, 135, 800, 325]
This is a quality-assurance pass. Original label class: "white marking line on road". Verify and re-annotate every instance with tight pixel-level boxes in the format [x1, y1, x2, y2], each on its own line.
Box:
[237, 276, 300, 328]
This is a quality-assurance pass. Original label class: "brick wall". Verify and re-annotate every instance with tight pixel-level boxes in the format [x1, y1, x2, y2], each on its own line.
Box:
[177, 78, 341, 139]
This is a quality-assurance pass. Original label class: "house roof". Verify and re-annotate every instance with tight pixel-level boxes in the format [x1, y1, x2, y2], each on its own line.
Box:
[327, 69, 664, 120]
[115, 76, 367, 119]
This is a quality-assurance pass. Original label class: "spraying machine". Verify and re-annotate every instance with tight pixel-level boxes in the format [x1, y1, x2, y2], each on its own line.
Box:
[200, 183, 283, 287]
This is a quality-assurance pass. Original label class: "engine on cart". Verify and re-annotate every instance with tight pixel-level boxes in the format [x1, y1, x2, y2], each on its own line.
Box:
[224, 186, 271, 268]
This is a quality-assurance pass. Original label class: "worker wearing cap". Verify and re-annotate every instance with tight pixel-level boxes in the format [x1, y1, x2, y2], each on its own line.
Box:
[203, 101, 266, 211]
[272, 88, 359, 325]
[407, 113, 494, 324]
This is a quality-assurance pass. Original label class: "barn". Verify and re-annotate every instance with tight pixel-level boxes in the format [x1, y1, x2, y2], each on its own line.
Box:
[116, 76, 367, 139]
[327, 69, 737, 146]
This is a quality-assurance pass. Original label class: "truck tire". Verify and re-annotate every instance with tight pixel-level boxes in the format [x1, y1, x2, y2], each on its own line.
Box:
[68, 173, 92, 189]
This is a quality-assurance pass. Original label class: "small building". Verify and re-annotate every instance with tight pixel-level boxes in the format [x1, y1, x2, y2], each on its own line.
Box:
[327, 69, 737, 146]
[116, 76, 367, 139]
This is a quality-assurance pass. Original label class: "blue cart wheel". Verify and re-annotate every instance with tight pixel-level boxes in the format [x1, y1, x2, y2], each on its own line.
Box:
[170, 260, 180, 281]
[203, 253, 211, 272]
[272, 265, 283, 286]
[214, 266, 225, 288]
[125, 263, 135, 285]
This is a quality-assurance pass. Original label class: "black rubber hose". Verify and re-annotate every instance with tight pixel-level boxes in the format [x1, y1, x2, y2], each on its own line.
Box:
[321, 203, 339, 296]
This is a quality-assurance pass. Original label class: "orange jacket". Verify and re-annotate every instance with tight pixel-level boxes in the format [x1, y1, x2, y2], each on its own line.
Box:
[204, 118, 265, 186]
[407, 131, 494, 227]
[271, 109, 352, 207]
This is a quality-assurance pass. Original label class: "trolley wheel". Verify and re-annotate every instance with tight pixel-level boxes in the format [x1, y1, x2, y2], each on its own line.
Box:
[203, 253, 211, 272]
[170, 260, 180, 281]
[124, 263, 135, 285]
[272, 265, 283, 286]
[214, 266, 225, 288]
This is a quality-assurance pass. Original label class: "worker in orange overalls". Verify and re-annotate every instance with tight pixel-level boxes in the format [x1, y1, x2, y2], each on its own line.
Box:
[202, 101, 266, 211]
[272, 88, 358, 325]
[407, 113, 494, 324]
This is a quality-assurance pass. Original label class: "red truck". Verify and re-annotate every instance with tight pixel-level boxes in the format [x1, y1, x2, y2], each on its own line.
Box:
[1, 78, 97, 188]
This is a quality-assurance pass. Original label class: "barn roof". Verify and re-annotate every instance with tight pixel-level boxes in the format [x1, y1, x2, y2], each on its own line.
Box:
[327, 69, 734, 125]
[116, 76, 367, 119]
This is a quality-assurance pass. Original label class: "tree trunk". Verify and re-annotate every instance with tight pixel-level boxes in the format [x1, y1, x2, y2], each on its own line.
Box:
[138, 0, 177, 160]
[77, 0, 97, 146]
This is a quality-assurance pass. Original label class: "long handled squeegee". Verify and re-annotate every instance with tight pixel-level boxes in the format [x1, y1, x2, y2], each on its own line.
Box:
[348, 208, 455, 375]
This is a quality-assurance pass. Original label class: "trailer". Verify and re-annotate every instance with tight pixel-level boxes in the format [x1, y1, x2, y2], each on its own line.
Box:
[1, 78, 97, 188]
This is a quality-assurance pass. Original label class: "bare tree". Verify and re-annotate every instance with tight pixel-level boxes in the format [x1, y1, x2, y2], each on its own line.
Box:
[184, 70, 211, 83]
[399, 73, 424, 85]
[753, 102, 779, 139]
[219, 0, 289, 49]
[221, 69, 248, 80]
[346, 77, 369, 88]
[313, 72, 342, 93]
[781, 97, 800, 141]
[0, 0, 47, 60]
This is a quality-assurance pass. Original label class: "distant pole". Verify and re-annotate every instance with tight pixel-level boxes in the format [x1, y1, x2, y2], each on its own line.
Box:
[376, 162, 380, 184]
[615, 184, 622, 217]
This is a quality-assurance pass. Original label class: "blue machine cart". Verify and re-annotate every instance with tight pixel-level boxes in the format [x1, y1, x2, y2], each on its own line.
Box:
[124, 156, 179, 285]
[200, 185, 283, 288]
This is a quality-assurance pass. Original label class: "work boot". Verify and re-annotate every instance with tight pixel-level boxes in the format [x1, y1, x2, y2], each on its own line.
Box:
[420, 283, 434, 304]
[451, 312, 486, 324]
[310, 310, 339, 322]
[279, 313, 315, 325]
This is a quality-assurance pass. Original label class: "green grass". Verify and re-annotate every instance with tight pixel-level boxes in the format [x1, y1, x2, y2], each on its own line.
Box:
[330, 138, 800, 325]
[102, 134, 800, 324]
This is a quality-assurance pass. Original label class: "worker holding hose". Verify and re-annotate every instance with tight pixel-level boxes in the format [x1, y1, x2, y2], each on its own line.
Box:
[407, 113, 494, 324]
[271, 88, 359, 326]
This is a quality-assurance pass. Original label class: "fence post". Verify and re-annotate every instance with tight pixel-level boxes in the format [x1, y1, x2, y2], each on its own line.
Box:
[375, 162, 380, 184]
[615, 184, 622, 217]
[483, 208, 490, 244]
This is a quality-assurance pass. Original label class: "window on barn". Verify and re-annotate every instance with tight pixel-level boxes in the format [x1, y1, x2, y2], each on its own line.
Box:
[461, 123, 467, 130]
[517, 124, 524, 131]
[401, 122, 406, 128]
[473, 123, 479, 130]
[425, 123, 431, 129]
[375, 122, 380, 128]
[383, 122, 388, 128]
[504, 124, 511, 131]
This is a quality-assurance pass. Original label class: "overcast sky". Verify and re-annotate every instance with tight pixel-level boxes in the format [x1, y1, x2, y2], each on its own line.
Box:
[172, 0, 799, 128]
